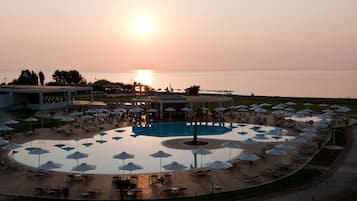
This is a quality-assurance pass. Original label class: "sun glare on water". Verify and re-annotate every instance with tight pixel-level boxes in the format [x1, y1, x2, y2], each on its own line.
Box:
[134, 69, 153, 85]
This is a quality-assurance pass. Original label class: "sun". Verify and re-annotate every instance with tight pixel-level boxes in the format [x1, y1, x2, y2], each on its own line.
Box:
[131, 15, 156, 38]
[134, 69, 153, 86]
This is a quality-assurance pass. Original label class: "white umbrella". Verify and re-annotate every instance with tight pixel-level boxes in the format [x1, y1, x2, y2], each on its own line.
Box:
[260, 103, 271, 108]
[165, 107, 176, 120]
[237, 105, 248, 109]
[266, 148, 287, 156]
[275, 141, 296, 150]
[236, 152, 261, 162]
[3, 119, 19, 125]
[206, 160, 232, 169]
[0, 125, 14, 132]
[330, 104, 340, 108]
[2, 143, 22, 151]
[304, 103, 313, 106]
[72, 163, 96, 173]
[52, 115, 65, 120]
[221, 141, 240, 160]
[0, 138, 9, 146]
[286, 101, 296, 106]
[193, 148, 212, 168]
[301, 132, 317, 138]
[290, 136, 307, 143]
[242, 138, 258, 145]
[70, 111, 83, 116]
[119, 162, 143, 176]
[214, 107, 226, 112]
[147, 108, 158, 113]
[81, 114, 94, 120]
[23, 117, 39, 130]
[113, 152, 135, 175]
[67, 151, 89, 166]
[181, 107, 192, 112]
[163, 161, 187, 187]
[28, 148, 50, 167]
[254, 108, 267, 113]
[150, 150, 171, 175]
[60, 116, 74, 122]
[319, 104, 329, 107]
[38, 161, 63, 171]
[130, 107, 144, 113]
[272, 104, 286, 110]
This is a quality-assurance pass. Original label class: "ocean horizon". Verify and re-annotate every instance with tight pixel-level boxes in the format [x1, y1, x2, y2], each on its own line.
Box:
[2, 69, 356, 99]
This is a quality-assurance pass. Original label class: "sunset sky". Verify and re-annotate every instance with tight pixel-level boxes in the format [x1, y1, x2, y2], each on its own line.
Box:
[1, 0, 356, 73]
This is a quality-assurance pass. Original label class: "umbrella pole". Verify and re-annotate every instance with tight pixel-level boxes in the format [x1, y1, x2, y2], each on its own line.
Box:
[201, 155, 203, 169]
[159, 158, 162, 178]
[229, 148, 231, 161]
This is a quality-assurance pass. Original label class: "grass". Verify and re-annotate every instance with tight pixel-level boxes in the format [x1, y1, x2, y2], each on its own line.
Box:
[1, 110, 60, 135]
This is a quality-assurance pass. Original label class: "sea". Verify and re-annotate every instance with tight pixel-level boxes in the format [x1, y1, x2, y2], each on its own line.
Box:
[2, 70, 357, 99]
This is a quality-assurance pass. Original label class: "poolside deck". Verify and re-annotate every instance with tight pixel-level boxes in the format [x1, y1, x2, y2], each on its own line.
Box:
[0, 111, 346, 200]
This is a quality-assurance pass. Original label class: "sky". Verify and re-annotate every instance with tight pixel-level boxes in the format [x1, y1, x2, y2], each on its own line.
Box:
[0, 0, 357, 74]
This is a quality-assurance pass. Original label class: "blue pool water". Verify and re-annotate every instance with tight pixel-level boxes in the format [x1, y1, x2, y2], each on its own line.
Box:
[12, 122, 291, 174]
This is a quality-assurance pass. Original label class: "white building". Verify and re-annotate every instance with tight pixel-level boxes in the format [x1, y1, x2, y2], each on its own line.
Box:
[0, 85, 93, 110]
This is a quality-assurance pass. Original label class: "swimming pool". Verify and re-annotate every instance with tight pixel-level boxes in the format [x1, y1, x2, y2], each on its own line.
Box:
[11, 122, 291, 174]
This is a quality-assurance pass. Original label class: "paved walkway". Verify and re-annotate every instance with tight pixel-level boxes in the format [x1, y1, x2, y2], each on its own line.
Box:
[261, 124, 357, 201]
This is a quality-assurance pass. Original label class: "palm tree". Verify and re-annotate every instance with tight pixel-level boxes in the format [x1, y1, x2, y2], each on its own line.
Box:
[38, 71, 45, 86]
[193, 107, 204, 144]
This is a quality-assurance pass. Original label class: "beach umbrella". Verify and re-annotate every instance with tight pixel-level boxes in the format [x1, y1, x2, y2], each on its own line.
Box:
[38, 161, 63, 171]
[272, 110, 286, 116]
[237, 105, 248, 109]
[336, 106, 351, 113]
[119, 162, 143, 176]
[254, 108, 267, 113]
[28, 148, 50, 167]
[221, 141, 240, 160]
[52, 115, 65, 120]
[2, 143, 22, 151]
[0, 138, 9, 146]
[322, 109, 334, 114]
[147, 108, 158, 113]
[113, 152, 135, 175]
[284, 108, 295, 112]
[72, 163, 96, 173]
[242, 138, 258, 145]
[181, 107, 192, 112]
[275, 141, 296, 150]
[3, 119, 19, 125]
[70, 111, 83, 116]
[214, 107, 226, 112]
[163, 161, 187, 187]
[150, 150, 171, 175]
[85, 109, 96, 114]
[254, 133, 269, 141]
[193, 148, 212, 168]
[319, 104, 329, 107]
[60, 116, 74, 122]
[260, 103, 271, 108]
[304, 103, 313, 106]
[330, 104, 340, 109]
[93, 113, 108, 118]
[272, 104, 286, 110]
[23, 117, 38, 130]
[301, 132, 317, 138]
[130, 107, 144, 113]
[301, 128, 317, 133]
[266, 128, 284, 136]
[236, 152, 261, 162]
[206, 160, 232, 169]
[164, 107, 176, 120]
[290, 136, 307, 143]
[266, 148, 287, 156]
[81, 114, 94, 120]
[0, 125, 14, 132]
[286, 101, 296, 106]
[67, 151, 89, 166]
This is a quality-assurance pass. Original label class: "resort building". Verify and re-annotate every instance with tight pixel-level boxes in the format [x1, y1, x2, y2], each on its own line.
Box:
[0, 85, 93, 110]
[132, 95, 233, 119]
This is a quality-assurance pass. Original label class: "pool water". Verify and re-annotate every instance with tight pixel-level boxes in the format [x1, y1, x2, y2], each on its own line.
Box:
[12, 122, 290, 174]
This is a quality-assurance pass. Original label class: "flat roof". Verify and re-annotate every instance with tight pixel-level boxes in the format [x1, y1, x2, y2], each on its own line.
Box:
[133, 95, 232, 103]
[0, 85, 92, 93]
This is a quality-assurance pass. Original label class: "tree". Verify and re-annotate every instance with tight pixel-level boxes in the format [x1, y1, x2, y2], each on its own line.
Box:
[38, 71, 45, 86]
[51, 70, 86, 86]
[9, 69, 38, 85]
[185, 85, 200, 95]
[193, 107, 204, 144]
